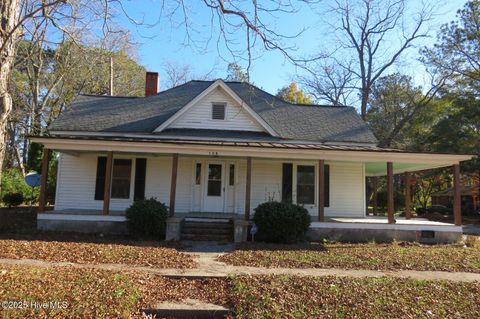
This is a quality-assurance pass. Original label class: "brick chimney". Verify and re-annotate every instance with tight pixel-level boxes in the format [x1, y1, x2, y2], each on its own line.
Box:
[145, 72, 159, 97]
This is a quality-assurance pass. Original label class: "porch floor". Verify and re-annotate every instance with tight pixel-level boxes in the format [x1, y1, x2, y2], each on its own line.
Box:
[326, 217, 454, 226]
[48, 210, 241, 219]
[48, 210, 456, 227]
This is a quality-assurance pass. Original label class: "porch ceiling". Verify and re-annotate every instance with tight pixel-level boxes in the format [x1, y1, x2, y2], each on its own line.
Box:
[365, 162, 456, 176]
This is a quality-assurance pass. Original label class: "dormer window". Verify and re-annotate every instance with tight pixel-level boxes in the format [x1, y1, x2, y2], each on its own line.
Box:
[212, 103, 226, 120]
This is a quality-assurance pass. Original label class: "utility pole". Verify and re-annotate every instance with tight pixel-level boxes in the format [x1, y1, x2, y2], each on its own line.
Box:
[109, 56, 113, 96]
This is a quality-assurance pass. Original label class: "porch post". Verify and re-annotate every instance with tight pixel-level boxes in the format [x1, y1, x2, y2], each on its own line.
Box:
[244, 157, 252, 220]
[387, 162, 395, 224]
[169, 153, 179, 217]
[38, 148, 51, 212]
[453, 164, 462, 226]
[404, 171, 412, 219]
[318, 160, 325, 221]
[102, 151, 113, 215]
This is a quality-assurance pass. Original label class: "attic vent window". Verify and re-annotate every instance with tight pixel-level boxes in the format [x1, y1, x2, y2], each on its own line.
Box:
[212, 103, 226, 120]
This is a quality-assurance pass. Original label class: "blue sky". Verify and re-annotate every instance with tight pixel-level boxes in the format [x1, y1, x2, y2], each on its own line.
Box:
[118, 0, 464, 95]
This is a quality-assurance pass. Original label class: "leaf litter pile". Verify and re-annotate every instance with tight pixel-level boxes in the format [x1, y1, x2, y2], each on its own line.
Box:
[1, 265, 479, 318]
[0, 238, 195, 268]
[230, 275, 480, 319]
[219, 241, 480, 272]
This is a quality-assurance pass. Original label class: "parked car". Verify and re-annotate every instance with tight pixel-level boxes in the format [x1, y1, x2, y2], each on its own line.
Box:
[416, 205, 453, 216]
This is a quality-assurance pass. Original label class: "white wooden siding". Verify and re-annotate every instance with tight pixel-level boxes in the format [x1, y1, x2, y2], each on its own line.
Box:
[54, 153, 365, 217]
[55, 154, 136, 211]
[250, 160, 282, 208]
[168, 87, 265, 132]
[327, 162, 365, 217]
[144, 156, 170, 204]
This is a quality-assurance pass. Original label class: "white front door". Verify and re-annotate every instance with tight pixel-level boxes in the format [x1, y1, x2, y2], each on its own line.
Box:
[203, 162, 225, 212]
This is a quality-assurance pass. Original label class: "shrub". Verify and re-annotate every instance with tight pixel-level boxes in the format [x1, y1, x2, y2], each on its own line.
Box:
[1, 168, 36, 203]
[253, 201, 311, 244]
[2, 192, 24, 208]
[377, 190, 405, 211]
[125, 198, 169, 240]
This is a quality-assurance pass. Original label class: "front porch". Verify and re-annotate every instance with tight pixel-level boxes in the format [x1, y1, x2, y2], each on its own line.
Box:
[32, 136, 472, 242]
[37, 209, 462, 243]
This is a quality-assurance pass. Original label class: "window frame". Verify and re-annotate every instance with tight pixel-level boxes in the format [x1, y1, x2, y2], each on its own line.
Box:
[283, 162, 330, 208]
[211, 103, 226, 120]
[296, 164, 316, 205]
[110, 159, 133, 199]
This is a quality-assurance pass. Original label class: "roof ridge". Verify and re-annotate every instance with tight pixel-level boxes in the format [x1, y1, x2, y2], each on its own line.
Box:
[78, 93, 139, 99]
[226, 81, 350, 108]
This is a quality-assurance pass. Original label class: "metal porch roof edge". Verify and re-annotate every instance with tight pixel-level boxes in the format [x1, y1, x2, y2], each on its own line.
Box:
[28, 135, 476, 158]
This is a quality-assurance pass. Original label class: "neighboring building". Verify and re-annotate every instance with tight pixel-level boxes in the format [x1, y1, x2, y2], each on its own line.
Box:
[431, 185, 479, 215]
[31, 73, 472, 241]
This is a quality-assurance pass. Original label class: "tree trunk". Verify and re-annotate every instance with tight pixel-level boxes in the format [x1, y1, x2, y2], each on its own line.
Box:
[360, 86, 369, 120]
[0, 0, 21, 187]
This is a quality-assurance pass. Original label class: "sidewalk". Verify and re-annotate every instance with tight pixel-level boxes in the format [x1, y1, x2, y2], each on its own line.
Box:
[1, 243, 479, 283]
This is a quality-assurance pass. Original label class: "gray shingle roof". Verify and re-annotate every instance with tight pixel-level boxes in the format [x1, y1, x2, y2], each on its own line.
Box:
[50, 80, 377, 144]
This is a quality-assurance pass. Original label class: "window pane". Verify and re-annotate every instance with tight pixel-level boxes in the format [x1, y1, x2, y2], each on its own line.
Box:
[229, 164, 235, 186]
[207, 164, 222, 196]
[208, 181, 222, 196]
[195, 163, 201, 185]
[111, 159, 132, 199]
[297, 165, 314, 205]
[208, 164, 222, 180]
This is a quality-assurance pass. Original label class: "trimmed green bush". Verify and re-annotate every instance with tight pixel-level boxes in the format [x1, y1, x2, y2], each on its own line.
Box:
[2, 192, 24, 208]
[253, 201, 311, 244]
[125, 198, 169, 240]
[1, 168, 37, 204]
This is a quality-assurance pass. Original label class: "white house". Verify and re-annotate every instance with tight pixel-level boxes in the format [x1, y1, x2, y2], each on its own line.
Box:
[31, 73, 472, 242]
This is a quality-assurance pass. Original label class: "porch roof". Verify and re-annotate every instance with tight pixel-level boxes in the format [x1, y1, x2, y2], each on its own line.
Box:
[30, 135, 473, 176]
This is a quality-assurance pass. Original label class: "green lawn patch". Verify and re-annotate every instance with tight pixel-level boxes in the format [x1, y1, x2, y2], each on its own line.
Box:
[219, 241, 480, 272]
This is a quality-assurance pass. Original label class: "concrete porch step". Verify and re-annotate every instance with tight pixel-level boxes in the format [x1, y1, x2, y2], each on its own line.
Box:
[180, 233, 232, 241]
[182, 227, 233, 235]
[183, 222, 234, 229]
[141, 298, 231, 318]
[181, 217, 234, 241]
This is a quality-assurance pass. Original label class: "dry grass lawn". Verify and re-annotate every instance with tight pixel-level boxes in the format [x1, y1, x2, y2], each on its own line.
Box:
[219, 240, 480, 272]
[0, 233, 195, 268]
[1, 265, 479, 318]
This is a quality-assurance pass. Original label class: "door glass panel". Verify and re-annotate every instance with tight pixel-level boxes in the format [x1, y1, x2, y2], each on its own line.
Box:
[229, 164, 235, 186]
[195, 163, 201, 185]
[207, 164, 222, 196]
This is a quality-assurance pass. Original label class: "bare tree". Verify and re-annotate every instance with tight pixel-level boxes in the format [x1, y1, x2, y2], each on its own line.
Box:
[0, 0, 113, 180]
[1, 0, 314, 184]
[1, 0, 22, 174]
[162, 61, 214, 89]
[305, 0, 433, 118]
[163, 62, 192, 88]
[300, 59, 355, 106]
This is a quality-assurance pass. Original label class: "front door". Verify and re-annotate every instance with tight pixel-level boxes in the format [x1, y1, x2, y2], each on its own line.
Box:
[203, 162, 225, 212]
